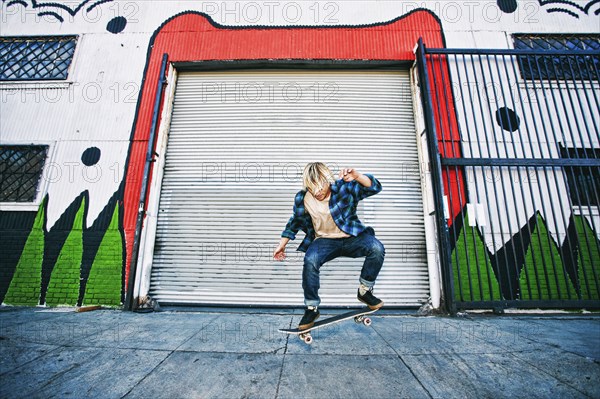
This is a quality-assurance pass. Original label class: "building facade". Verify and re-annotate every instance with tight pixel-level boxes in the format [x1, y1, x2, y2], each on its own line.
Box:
[1, 0, 598, 311]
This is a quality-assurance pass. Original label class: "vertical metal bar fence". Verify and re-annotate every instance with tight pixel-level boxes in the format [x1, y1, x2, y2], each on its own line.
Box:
[417, 43, 600, 311]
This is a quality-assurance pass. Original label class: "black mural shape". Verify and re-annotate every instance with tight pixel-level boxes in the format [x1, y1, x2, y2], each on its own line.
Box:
[538, 0, 600, 18]
[107, 16, 127, 34]
[563, 214, 600, 298]
[497, 0, 518, 13]
[563, 215, 581, 296]
[488, 213, 536, 300]
[78, 187, 124, 306]
[1, 0, 116, 23]
[0, 211, 37, 303]
[39, 192, 86, 305]
[448, 205, 467, 253]
[81, 146, 101, 166]
[3, 0, 598, 25]
[495, 107, 520, 132]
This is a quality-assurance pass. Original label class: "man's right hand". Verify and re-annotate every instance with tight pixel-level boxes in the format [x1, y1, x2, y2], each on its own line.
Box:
[273, 238, 289, 261]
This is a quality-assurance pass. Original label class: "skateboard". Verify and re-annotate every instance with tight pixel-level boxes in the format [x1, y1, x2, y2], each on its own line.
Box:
[279, 307, 378, 345]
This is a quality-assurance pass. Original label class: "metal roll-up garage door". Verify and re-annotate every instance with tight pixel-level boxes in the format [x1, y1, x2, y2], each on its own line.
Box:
[149, 70, 429, 307]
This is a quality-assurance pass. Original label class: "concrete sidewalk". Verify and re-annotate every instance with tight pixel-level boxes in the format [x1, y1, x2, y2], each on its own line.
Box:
[0, 307, 598, 399]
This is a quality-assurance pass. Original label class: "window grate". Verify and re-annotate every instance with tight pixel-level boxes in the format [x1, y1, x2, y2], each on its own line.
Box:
[513, 34, 600, 81]
[0, 146, 48, 202]
[560, 146, 600, 207]
[0, 36, 77, 81]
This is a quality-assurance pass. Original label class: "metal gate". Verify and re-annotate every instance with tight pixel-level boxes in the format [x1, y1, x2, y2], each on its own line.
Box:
[416, 40, 600, 312]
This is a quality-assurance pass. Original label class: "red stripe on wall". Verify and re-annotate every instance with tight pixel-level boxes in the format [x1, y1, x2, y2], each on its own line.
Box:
[122, 11, 462, 290]
[428, 55, 466, 225]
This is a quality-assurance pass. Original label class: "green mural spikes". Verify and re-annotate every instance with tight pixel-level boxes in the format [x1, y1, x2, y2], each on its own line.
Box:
[452, 214, 501, 302]
[83, 202, 123, 306]
[45, 196, 85, 306]
[575, 215, 600, 300]
[519, 214, 576, 300]
[3, 198, 46, 306]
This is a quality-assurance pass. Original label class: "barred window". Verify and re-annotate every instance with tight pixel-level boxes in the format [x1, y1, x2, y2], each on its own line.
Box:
[0, 36, 77, 81]
[560, 145, 600, 207]
[513, 34, 600, 81]
[0, 146, 48, 203]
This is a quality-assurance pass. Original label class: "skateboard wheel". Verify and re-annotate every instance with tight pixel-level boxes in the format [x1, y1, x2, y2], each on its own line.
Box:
[363, 317, 372, 326]
[299, 332, 313, 344]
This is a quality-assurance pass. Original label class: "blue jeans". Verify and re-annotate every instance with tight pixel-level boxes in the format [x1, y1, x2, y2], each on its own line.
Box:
[302, 231, 385, 307]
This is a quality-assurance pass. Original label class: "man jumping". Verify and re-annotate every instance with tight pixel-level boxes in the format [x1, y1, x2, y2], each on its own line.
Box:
[273, 162, 385, 330]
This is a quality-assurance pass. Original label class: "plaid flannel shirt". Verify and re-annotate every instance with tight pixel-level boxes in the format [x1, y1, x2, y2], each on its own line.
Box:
[281, 173, 382, 252]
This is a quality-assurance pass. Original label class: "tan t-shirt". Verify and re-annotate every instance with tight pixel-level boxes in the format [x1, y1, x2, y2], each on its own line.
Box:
[304, 191, 351, 239]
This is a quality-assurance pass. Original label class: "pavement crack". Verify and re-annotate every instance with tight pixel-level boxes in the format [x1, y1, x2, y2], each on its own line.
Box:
[40, 363, 79, 388]
[274, 316, 293, 399]
[119, 320, 212, 397]
[0, 344, 63, 378]
[372, 323, 434, 399]
[271, 346, 286, 355]
[120, 350, 173, 399]
[506, 351, 597, 398]
[466, 318, 599, 362]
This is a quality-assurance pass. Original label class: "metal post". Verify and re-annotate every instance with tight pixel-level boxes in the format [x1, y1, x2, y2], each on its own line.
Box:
[415, 39, 456, 314]
[125, 53, 169, 311]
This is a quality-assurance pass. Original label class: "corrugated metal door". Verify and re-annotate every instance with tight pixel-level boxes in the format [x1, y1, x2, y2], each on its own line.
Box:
[149, 70, 429, 307]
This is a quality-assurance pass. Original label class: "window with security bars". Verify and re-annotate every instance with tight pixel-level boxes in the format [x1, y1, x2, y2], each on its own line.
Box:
[513, 34, 600, 81]
[560, 145, 600, 207]
[0, 146, 48, 203]
[0, 36, 77, 81]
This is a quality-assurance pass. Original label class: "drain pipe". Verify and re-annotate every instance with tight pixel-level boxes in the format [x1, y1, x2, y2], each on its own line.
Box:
[125, 53, 169, 311]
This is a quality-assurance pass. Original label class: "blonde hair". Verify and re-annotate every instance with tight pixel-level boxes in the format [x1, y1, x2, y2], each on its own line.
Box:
[302, 162, 334, 192]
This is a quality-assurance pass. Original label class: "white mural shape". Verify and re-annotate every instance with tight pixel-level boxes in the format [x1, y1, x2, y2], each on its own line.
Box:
[43, 142, 127, 228]
[447, 52, 600, 253]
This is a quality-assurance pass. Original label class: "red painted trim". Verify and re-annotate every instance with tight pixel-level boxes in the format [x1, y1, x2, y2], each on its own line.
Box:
[428, 56, 466, 225]
[122, 11, 462, 289]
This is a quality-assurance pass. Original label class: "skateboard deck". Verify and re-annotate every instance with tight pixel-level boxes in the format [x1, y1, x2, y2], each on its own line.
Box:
[279, 307, 378, 344]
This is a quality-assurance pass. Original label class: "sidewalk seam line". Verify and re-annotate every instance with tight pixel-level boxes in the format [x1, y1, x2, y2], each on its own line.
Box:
[120, 349, 174, 399]
[372, 323, 434, 399]
[467, 318, 599, 361]
[275, 316, 293, 399]
[120, 316, 218, 398]
[0, 344, 62, 378]
[506, 351, 596, 398]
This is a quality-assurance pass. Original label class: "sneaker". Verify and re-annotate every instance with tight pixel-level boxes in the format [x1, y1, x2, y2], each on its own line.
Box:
[298, 307, 320, 330]
[358, 287, 384, 310]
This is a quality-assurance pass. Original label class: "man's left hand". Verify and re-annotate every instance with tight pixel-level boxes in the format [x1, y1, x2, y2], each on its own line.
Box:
[339, 168, 360, 182]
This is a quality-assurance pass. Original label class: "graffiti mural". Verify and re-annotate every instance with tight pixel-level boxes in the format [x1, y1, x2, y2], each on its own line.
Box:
[1, 0, 127, 31]
[0, 191, 124, 306]
[451, 208, 600, 303]
[496, 0, 600, 17]
[536, 0, 600, 18]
